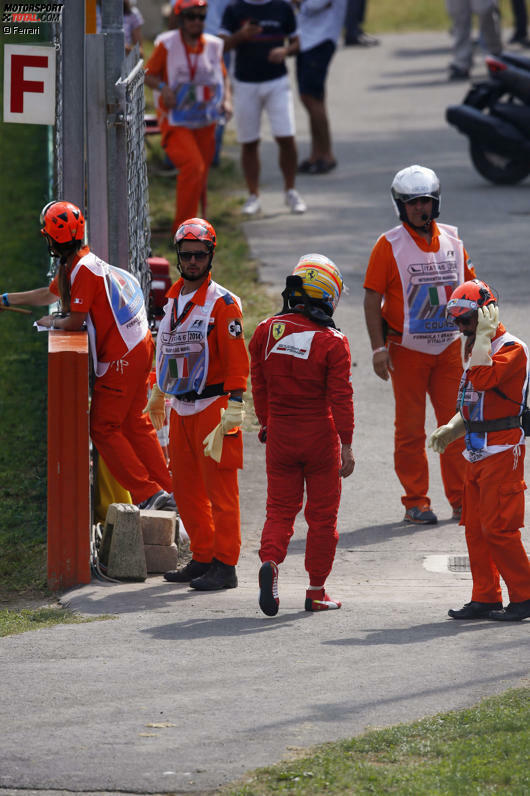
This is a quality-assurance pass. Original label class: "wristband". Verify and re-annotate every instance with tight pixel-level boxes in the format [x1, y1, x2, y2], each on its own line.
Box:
[229, 395, 243, 402]
[158, 81, 166, 91]
[372, 346, 387, 355]
[2, 293, 9, 307]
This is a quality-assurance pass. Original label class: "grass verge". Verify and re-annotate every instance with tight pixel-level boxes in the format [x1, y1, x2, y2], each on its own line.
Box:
[224, 687, 530, 795]
[0, 117, 50, 605]
[0, 606, 113, 637]
[366, 0, 513, 33]
[148, 137, 276, 333]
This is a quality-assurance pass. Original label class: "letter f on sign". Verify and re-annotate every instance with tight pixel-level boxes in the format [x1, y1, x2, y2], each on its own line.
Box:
[11, 55, 48, 112]
[3, 45, 55, 125]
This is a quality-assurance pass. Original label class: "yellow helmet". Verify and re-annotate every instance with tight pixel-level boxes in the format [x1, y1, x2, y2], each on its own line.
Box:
[291, 253, 344, 315]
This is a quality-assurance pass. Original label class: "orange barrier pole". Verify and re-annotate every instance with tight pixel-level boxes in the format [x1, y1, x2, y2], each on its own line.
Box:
[85, 0, 97, 34]
[47, 331, 91, 590]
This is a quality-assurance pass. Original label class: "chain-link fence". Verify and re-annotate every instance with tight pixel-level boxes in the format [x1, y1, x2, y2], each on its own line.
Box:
[51, 21, 63, 202]
[118, 54, 152, 304]
[52, 1, 151, 302]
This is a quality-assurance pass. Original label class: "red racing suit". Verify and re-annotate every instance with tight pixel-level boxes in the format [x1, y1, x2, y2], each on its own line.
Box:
[249, 310, 354, 586]
[458, 324, 530, 603]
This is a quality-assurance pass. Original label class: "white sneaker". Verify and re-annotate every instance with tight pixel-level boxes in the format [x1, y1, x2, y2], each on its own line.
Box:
[242, 194, 261, 215]
[285, 188, 307, 214]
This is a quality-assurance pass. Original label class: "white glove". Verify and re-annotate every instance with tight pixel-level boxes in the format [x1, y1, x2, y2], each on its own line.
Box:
[469, 305, 499, 368]
[143, 383, 166, 431]
[428, 413, 466, 454]
[203, 400, 245, 462]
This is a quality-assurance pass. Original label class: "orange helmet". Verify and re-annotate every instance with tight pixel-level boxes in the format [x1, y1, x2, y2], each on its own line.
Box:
[174, 217, 216, 250]
[173, 0, 207, 14]
[446, 279, 497, 320]
[40, 200, 85, 245]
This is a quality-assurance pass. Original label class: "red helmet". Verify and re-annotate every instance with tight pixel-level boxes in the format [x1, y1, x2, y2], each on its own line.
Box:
[446, 279, 497, 320]
[174, 217, 216, 250]
[173, 0, 207, 14]
[40, 200, 85, 244]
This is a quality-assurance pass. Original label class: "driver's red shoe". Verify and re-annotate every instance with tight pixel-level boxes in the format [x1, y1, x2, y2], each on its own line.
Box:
[305, 588, 341, 612]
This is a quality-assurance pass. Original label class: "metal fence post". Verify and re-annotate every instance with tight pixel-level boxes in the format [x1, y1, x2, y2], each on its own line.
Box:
[60, 0, 85, 209]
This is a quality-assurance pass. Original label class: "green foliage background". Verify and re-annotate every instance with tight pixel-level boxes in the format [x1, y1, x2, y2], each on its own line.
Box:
[0, 121, 49, 599]
[0, 26, 52, 600]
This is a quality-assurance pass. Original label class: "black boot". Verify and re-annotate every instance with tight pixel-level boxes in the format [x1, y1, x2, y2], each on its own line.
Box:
[488, 599, 530, 621]
[164, 559, 211, 583]
[190, 558, 238, 590]
[448, 601, 502, 619]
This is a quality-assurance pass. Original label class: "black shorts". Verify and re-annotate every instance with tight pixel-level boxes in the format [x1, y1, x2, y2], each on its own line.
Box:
[296, 39, 336, 100]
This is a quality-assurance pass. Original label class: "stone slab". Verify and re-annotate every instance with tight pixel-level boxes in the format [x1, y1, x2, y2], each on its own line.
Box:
[144, 542, 179, 573]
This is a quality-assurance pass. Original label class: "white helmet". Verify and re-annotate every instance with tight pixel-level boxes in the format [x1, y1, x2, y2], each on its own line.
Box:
[391, 165, 441, 223]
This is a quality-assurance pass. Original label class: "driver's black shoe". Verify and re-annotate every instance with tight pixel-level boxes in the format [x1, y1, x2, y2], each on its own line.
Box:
[448, 601, 502, 619]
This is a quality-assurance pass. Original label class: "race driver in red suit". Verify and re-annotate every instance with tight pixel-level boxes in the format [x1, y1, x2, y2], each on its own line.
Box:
[249, 254, 355, 616]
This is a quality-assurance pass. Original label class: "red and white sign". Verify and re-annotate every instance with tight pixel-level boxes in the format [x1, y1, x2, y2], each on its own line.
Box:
[3, 44, 55, 125]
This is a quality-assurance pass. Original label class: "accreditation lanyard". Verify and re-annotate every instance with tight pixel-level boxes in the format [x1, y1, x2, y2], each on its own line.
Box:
[183, 37, 201, 82]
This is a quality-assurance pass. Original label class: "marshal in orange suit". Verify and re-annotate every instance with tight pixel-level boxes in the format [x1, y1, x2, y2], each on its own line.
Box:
[364, 165, 476, 525]
[146, 218, 249, 592]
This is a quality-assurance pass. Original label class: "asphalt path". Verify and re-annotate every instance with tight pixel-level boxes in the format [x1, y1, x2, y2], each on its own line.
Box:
[2, 31, 530, 796]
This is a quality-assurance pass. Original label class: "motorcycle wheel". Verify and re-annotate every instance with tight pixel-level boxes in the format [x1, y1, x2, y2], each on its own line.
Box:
[469, 141, 530, 185]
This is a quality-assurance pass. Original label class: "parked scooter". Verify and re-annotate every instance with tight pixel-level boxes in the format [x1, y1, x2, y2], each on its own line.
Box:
[446, 52, 530, 184]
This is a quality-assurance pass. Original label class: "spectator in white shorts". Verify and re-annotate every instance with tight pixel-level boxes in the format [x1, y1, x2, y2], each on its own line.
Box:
[219, 0, 306, 215]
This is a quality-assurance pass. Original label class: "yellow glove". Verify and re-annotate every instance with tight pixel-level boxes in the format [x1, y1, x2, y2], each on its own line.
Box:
[469, 305, 499, 368]
[428, 413, 465, 454]
[203, 419, 224, 463]
[143, 383, 166, 431]
[220, 399, 245, 432]
[203, 400, 245, 462]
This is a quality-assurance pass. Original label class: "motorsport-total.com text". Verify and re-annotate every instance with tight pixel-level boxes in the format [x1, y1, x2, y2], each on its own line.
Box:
[2, 3, 63, 23]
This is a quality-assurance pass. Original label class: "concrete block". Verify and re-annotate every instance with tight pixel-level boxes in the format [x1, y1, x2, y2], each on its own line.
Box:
[99, 503, 147, 581]
[144, 542, 179, 573]
[140, 510, 177, 546]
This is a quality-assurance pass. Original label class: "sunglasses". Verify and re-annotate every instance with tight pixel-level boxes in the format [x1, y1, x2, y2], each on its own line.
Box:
[179, 250, 209, 262]
[448, 312, 474, 326]
[182, 11, 206, 20]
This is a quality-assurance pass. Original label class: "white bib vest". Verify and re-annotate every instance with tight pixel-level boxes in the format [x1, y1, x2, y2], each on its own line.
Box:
[71, 252, 148, 377]
[458, 331, 528, 462]
[387, 223, 465, 354]
[157, 279, 241, 398]
[159, 31, 224, 129]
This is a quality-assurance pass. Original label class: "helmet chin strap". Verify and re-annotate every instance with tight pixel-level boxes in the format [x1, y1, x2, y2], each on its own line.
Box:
[280, 275, 337, 328]
[45, 235, 61, 258]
